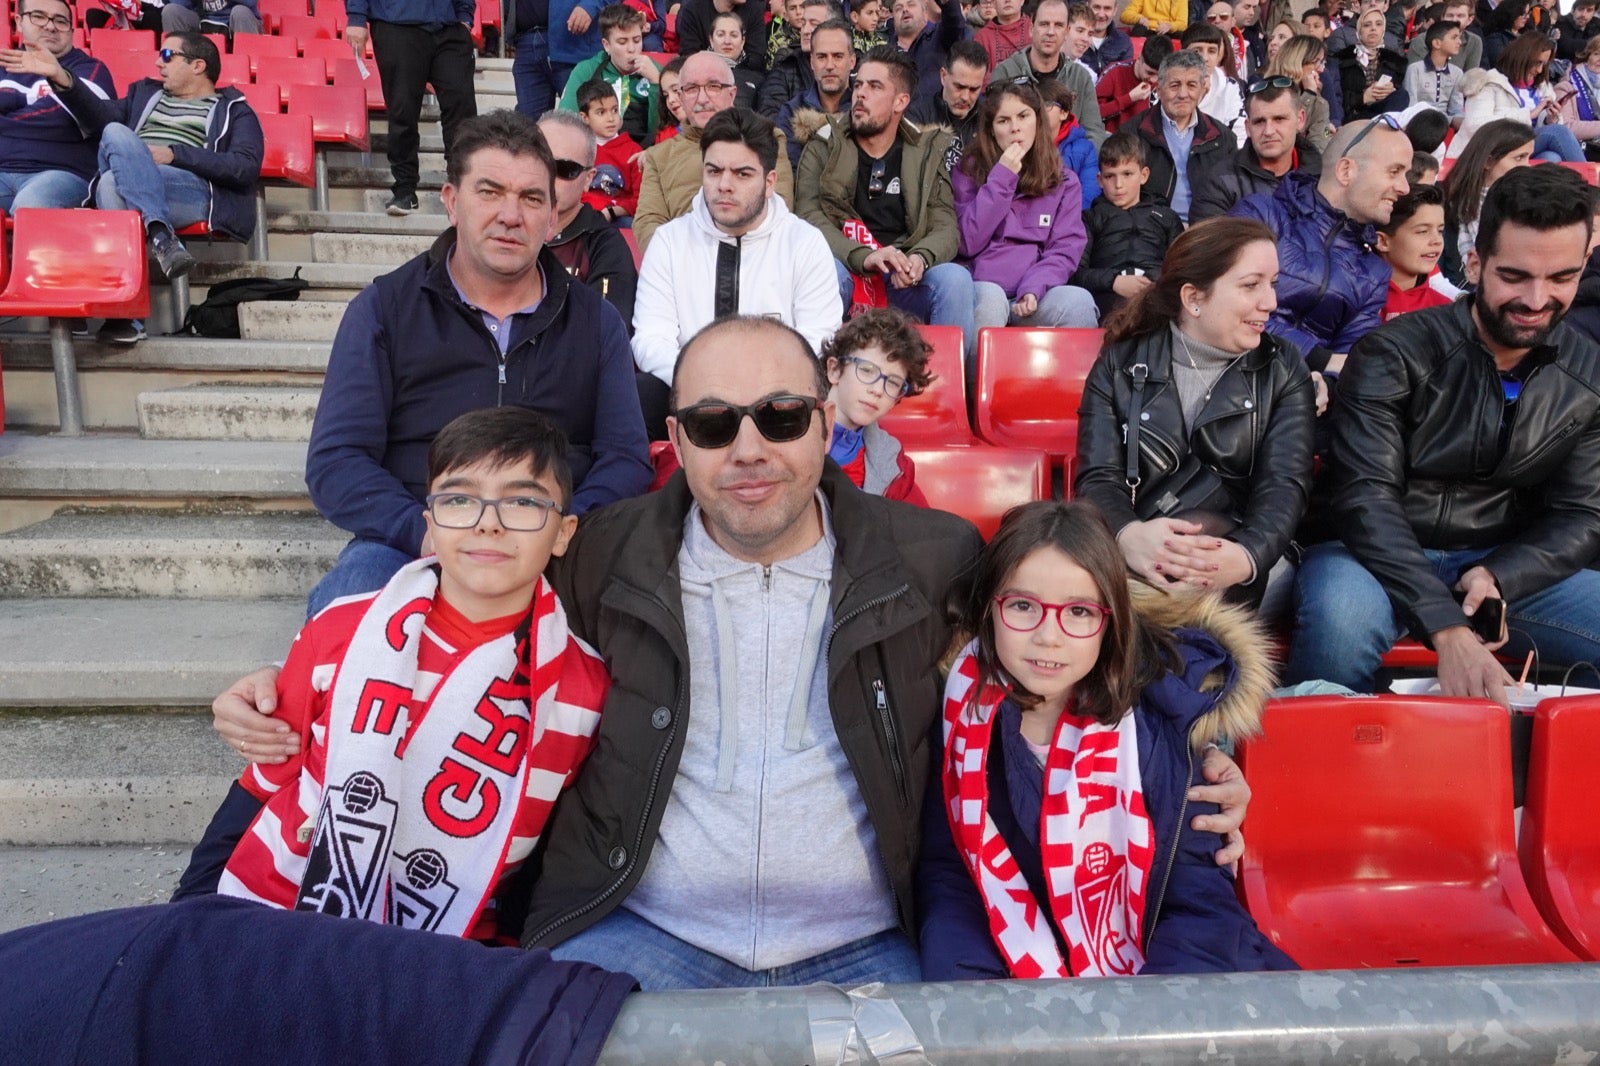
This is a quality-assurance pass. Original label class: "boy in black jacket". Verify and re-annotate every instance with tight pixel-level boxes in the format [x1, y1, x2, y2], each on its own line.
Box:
[1068, 128, 1184, 315]
[1073, 131, 1184, 317]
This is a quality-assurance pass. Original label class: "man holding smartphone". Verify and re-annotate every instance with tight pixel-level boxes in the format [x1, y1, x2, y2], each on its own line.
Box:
[1286, 165, 1600, 705]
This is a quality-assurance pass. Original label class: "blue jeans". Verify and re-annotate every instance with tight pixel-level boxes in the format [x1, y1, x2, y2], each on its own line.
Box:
[1284, 541, 1600, 692]
[833, 258, 976, 357]
[305, 538, 414, 618]
[94, 123, 211, 231]
[1534, 123, 1586, 163]
[549, 906, 921, 991]
[512, 29, 555, 117]
[0, 169, 89, 211]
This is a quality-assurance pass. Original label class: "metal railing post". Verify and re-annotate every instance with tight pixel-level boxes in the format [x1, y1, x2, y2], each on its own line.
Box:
[48, 318, 84, 436]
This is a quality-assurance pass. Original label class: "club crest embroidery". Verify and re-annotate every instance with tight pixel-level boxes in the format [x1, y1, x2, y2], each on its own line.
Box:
[296, 770, 398, 921]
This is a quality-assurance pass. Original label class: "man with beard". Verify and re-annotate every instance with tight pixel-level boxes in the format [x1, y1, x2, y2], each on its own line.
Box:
[632, 108, 841, 436]
[907, 38, 987, 172]
[892, 0, 968, 100]
[1286, 165, 1600, 701]
[776, 19, 854, 167]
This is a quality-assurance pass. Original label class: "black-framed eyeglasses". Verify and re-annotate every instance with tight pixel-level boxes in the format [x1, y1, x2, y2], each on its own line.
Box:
[867, 156, 888, 198]
[993, 594, 1110, 638]
[841, 355, 911, 398]
[1245, 75, 1296, 96]
[425, 492, 565, 531]
[670, 394, 822, 449]
[158, 47, 200, 63]
[22, 9, 73, 29]
[1339, 112, 1402, 159]
[552, 157, 590, 180]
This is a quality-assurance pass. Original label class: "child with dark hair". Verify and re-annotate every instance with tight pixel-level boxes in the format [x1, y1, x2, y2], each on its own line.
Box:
[182, 407, 611, 945]
[1407, 149, 1439, 187]
[1073, 131, 1184, 315]
[1036, 79, 1102, 207]
[577, 79, 644, 224]
[820, 308, 933, 505]
[558, 3, 662, 144]
[1378, 183, 1461, 319]
[1403, 105, 1450, 154]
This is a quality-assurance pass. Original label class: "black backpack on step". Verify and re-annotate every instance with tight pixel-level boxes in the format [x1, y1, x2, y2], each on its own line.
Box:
[181, 270, 310, 338]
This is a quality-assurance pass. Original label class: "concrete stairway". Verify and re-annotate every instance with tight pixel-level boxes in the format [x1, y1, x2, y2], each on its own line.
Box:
[0, 57, 519, 916]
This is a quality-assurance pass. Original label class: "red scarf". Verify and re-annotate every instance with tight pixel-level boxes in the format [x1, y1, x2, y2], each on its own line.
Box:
[941, 642, 1155, 978]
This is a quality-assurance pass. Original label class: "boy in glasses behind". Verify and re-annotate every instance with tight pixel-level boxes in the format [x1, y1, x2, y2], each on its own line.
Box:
[181, 407, 610, 945]
[820, 308, 932, 505]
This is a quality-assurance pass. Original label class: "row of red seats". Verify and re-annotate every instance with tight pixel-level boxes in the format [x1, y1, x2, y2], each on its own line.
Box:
[1239, 693, 1600, 968]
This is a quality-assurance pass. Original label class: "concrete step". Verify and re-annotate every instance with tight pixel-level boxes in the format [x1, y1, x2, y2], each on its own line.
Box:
[0, 716, 237, 849]
[362, 187, 448, 215]
[269, 209, 451, 236]
[0, 433, 307, 499]
[137, 383, 322, 441]
[0, 597, 305, 708]
[0, 334, 330, 374]
[332, 146, 445, 171]
[0, 845, 195, 932]
[373, 128, 447, 154]
[311, 231, 435, 265]
[330, 164, 447, 190]
[474, 67, 515, 92]
[238, 299, 351, 342]
[0, 512, 339, 599]
[194, 260, 387, 289]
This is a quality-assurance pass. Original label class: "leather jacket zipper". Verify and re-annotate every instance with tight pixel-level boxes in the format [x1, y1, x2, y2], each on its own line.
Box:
[825, 584, 912, 795]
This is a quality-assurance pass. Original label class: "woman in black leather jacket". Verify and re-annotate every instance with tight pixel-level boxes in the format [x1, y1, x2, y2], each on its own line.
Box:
[1073, 217, 1316, 614]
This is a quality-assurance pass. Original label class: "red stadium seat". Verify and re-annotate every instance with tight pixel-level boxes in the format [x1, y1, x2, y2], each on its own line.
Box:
[904, 446, 1050, 540]
[278, 12, 345, 41]
[878, 325, 979, 447]
[257, 0, 310, 33]
[1520, 696, 1600, 960]
[620, 227, 641, 270]
[252, 54, 329, 89]
[329, 57, 385, 109]
[1237, 694, 1579, 969]
[286, 82, 369, 210]
[96, 49, 155, 94]
[231, 31, 300, 74]
[236, 79, 283, 114]
[303, 36, 371, 63]
[249, 113, 317, 258]
[86, 26, 155, 54]
[974, 327, 1104, 460]
[1557, 161, 1600, 186]
[216, 53, 252, 88]
[0, 209, 150, 435]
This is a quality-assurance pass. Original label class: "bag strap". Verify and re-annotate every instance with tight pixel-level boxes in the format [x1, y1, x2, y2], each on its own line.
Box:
[1125, 362, 1148, 507]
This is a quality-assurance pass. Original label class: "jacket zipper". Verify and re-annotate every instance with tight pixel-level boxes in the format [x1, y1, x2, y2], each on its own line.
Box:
[526, 669, 689, 946]
[872, 677, 909, 805]
[1143, 741, 1195, 947]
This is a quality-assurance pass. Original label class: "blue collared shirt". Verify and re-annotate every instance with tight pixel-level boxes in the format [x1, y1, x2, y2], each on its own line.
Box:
[445, 256, 546, 355]
[1161, 108, 1198, 222]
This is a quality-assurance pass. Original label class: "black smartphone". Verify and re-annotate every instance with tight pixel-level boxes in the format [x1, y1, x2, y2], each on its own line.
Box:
[1453, 591, 1507, 644]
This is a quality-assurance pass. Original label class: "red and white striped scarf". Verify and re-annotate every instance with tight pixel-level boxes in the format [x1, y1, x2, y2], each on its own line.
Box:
[220, 558, 604, 938]
[941, 641, 1155, 978]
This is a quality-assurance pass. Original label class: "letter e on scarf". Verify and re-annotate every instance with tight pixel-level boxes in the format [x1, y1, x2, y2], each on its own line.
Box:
[354, 679, 411, 737]
[424, 757, 502, 836]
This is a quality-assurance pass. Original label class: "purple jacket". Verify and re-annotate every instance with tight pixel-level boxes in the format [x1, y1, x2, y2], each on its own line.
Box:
[951, 161, 1087, 301]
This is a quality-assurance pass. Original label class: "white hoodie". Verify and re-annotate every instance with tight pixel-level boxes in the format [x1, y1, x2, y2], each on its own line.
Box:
[631, 189, 843, 384]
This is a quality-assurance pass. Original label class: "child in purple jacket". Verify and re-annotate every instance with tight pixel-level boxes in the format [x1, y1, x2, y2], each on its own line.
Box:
[951, 81, 1101, 335]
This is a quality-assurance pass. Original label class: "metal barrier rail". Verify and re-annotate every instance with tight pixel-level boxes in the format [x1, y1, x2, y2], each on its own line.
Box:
[597, 964, 1600, 1064]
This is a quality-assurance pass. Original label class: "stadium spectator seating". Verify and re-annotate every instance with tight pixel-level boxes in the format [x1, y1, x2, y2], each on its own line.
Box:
[1520, 696, 1600, 960]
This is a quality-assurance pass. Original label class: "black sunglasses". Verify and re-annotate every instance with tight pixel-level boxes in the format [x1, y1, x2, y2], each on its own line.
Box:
[1340, 113, 1402, 158]
[158, 47, 199, 62]
[867, 156, 888, 198]
[670, 395, 821, 449]
[1246, 74, 1296, 96]
[552, 157, 590, 180]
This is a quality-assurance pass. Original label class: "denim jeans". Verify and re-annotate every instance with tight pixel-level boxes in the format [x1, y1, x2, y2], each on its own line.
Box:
[1533, 123, 1586, 163]
[94, 123, 211, 231]
[1284, 540, 1600, 692]
[512, 29, 555, 117]
[833, 258, 976, 358]
[973, 280, 1100, 330]
[548, 906, 921, 991]
[305, 538, 414, 618]
[161, 2, 261, 34]
[0, 169, 89, 212]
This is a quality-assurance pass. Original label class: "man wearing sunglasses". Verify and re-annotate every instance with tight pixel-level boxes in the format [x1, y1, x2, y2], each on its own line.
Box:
[45, 31, 262, 344]
[632, 107, 840, 439]
[0, 0, 117, 214]
[1229, 113, 1409, 404]
[538, 110, 639, 330]
[1190, 77, 1321, 222]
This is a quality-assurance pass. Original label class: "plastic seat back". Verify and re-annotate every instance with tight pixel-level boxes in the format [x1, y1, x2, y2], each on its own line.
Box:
[256, 112, 317, 187]
[97, 49, 154, 94]
[236, 80, 283, 115]
[1238, 694, 1578, 969]
[304, 37, 370, 63]
[285, 83, 369, 149]
[878, 325, 978, 447]
[903, 446, 1049, 540]
[216, 53, 252, 88]
[257, 0, 310, 32]
[253, 55, 329, 89]
[1520, 696, 1600, 959]
[279, 13, 344, 41]
[329, 57, 385, 109]
[975, 327, 1104, 457]
[231, 32, 300, 74]
[1557, 160, 1600, 186]
[87, 27, 154, 54]
[0, 209, 150, 319]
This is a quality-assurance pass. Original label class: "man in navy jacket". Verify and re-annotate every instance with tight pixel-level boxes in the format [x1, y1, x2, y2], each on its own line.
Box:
[303, 109, 652, 616]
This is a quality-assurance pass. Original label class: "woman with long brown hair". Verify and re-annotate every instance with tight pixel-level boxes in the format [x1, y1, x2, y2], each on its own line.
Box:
[952, 80, 1098, 351]
[1072, 218, 1315, 616]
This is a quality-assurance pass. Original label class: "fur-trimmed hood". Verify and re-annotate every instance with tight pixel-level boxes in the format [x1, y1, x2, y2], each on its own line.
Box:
[1128, 582, 1277, 747]
[789, 107, 932, 150]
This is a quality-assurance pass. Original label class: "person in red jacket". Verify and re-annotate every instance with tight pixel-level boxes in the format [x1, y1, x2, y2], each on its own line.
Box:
[578, 79, 643, 223]
[1096, 33, 1172, 133]
[822, 308, 931, 505]
[1378, 183, 1460, 320]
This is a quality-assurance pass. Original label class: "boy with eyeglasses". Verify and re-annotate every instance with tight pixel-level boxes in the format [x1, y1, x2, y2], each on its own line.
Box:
[821, 308, 931, 505]
[183, 406, 610, 945]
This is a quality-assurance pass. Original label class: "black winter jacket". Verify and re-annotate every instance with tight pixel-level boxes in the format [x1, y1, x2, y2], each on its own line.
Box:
[518, 464, 985, 951]
[1074, 327, 1316, 579]
[1132, 105, 1237, 219]
[1189, 138, 1324, 223]
[1073, 193, 1185, 316]
[1336, 46, 1410, 121]
[758, 49, 814, 117]
[1328, 298, 1600, 637]
[547, 202, 638, 332]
